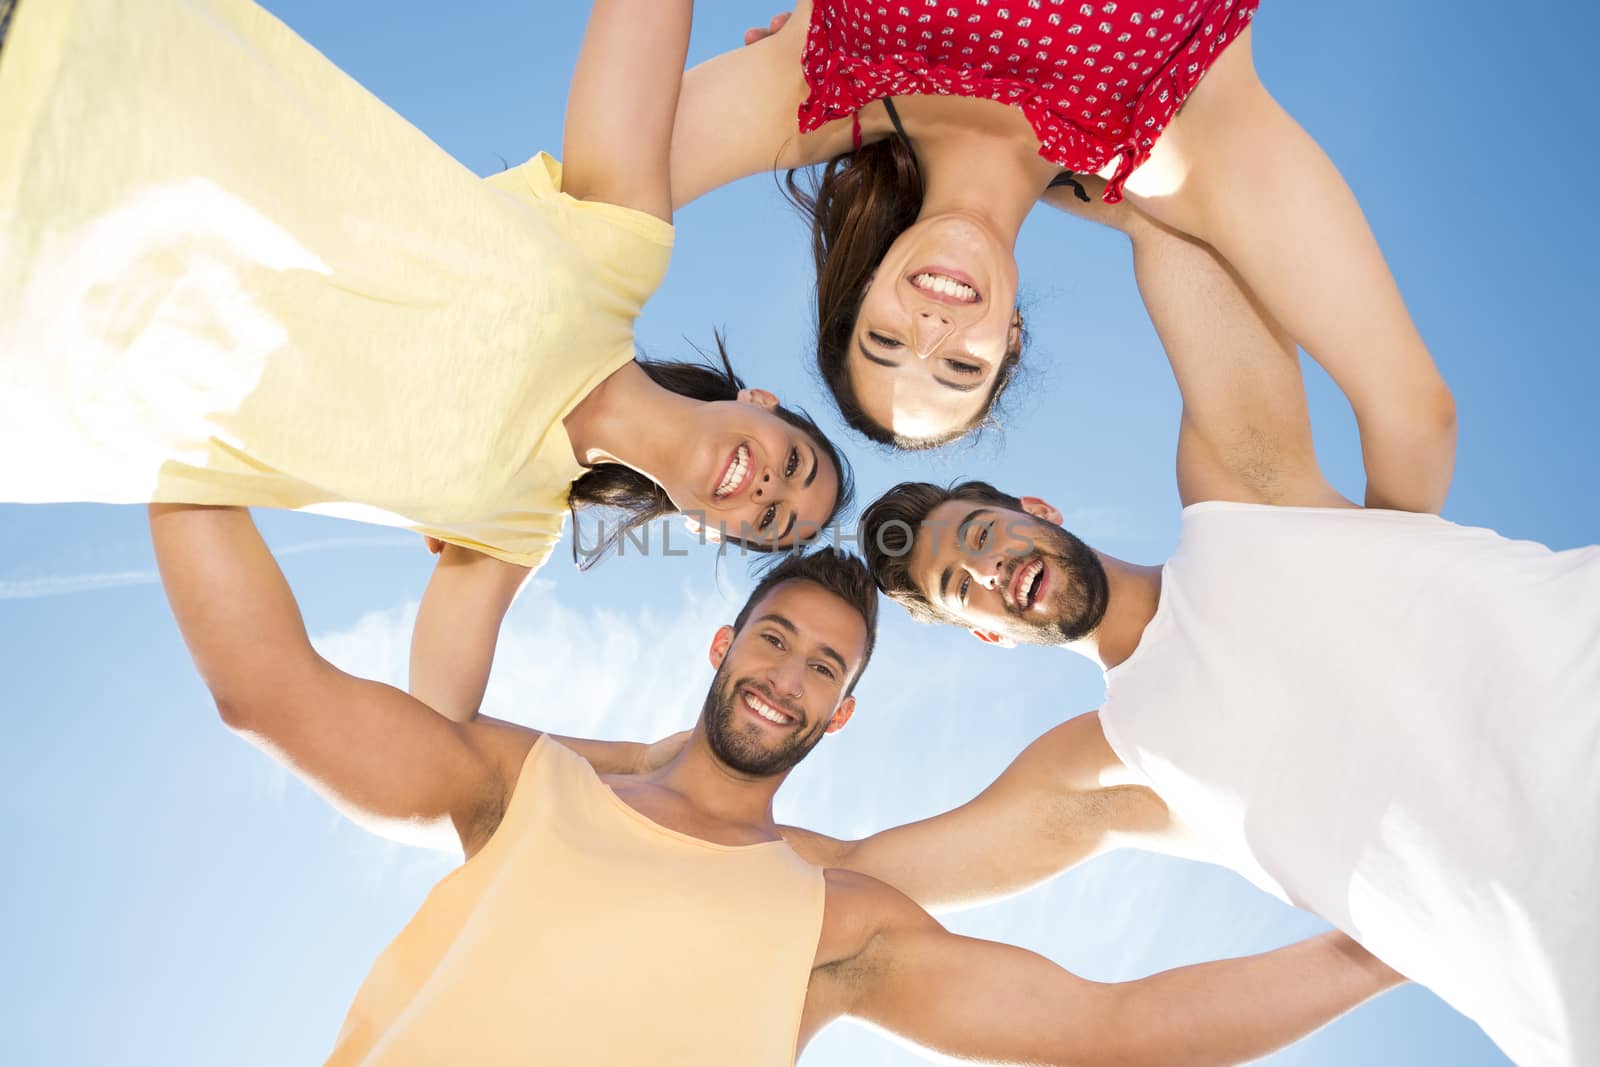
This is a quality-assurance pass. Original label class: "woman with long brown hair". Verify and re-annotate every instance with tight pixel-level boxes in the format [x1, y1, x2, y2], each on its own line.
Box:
[0, 0, 850, 722]
[672, 1, 1454, 512]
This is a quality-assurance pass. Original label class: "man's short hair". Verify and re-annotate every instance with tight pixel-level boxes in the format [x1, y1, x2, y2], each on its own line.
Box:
[859, 480, 1025, 625]
[733, 548, 879, 693]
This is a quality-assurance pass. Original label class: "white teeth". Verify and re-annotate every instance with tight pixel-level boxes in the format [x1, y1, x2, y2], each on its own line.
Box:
[716, 444, 750, 499]
[745, 692, 790, 725]
[911, 272, 978, 302]
[1018, 559, 1043, 609]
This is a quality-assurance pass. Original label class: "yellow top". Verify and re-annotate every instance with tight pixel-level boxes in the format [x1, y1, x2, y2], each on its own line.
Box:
[326, 738, 827, 1066]
[0, 0, 673, 568]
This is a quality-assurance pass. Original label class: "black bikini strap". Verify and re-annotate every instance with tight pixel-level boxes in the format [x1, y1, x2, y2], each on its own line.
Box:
[881, 96, 912, 145]
[1048, 170, 1092, 203]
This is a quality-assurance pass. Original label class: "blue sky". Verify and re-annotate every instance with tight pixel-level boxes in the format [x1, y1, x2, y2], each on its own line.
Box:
[3, 2, 1597, 1064]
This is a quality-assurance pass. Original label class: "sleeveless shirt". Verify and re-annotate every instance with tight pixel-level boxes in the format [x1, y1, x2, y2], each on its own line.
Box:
[797, 0, 1260, 202]
[326, 739, 827, 1066]
[1099, 502, 1600, 1067]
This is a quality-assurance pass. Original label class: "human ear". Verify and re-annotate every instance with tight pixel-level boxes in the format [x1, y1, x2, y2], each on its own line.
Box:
[1019, 496, 1063, 526]
[823, 695, 856, 734]
[708, 625, 735, 668]
[736, 387, 779, 411]
[969, 628, 1016, 649]
[1006, 308, 1024, 354]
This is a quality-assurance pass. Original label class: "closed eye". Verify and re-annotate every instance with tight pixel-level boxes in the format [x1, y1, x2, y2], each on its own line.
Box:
[868, 332, 903, 349]
[944, 358, 983, 376]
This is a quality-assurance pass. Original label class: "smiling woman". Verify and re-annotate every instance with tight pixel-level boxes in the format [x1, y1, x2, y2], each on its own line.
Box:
[0, 0, 853, 728]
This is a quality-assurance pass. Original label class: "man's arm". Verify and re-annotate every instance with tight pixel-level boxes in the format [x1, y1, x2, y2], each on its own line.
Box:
[151, 505, 534, 855]
[562, 0, 692, 221]
[813, 874, 1402, 1065]
[783, 713, 1194, 911]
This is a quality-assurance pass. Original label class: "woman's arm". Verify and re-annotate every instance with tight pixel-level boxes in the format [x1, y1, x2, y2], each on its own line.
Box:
[410, 543, 531, 723]
[408, 542, 663, 776]
[670, 2, 859, 210]
[561, 0, 694, 221]
[1133, 27, 1456, 514]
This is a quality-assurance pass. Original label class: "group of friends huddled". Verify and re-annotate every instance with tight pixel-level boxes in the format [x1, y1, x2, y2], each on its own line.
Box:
[3, 0, 1597, 1064]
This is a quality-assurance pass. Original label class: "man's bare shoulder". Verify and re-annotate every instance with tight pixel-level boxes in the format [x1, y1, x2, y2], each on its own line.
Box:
[815, 869, 935, 969]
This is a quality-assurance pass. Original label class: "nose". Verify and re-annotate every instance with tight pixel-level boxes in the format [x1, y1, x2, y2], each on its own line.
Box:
[752, 466, 773, 500]
[961, 551, 1003, 591]
[766, 658, 804, 700]
[912, 310, 953, 360]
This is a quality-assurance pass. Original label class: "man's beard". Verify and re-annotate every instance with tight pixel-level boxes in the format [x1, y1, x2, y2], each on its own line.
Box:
[701, 668, 828, 778]
[996, 522, 1109, 647]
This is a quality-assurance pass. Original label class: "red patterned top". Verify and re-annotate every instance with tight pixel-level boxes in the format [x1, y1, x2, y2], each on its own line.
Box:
[798, 0, 1260, 202]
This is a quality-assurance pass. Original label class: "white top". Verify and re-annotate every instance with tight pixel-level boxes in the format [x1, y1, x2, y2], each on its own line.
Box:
[1100, 502, 1600, 1067]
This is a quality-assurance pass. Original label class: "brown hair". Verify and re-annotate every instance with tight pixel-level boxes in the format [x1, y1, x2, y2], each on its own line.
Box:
[733, 547, 879, 693]
[859, 479, 1023, 623]
[567, 335, 854, 569]
[783, 137, 1025, 450]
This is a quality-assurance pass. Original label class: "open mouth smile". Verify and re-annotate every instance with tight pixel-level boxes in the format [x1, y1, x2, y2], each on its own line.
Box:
[1008, 556, 1046, 614]
[714, 443, 753, 501]
[741, 687, 798, 728]
[909, 268, 981, 305]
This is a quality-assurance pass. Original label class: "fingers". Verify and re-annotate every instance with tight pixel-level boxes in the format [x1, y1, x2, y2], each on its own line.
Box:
[743, 10, 792, 46]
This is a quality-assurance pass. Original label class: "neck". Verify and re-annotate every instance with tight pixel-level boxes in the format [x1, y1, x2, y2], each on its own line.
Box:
[561, 361, 695, 489]
[1064, 552, 1162, 669]
[644, 726, 788, 831]
[913, 122, 1056, 247]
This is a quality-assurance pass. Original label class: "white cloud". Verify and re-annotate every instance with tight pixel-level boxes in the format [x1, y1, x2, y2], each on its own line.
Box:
[307, 577, 731, 746]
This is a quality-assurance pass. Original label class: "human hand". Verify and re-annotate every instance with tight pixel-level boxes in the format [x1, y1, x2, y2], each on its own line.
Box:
[638, 729, 692, 772]
[743, 11, 791, 46]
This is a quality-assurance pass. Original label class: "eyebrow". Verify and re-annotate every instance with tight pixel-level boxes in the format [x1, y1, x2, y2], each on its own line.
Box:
[778, 509, 797, 544]
[860, 339, 984, 393]
[936, 509, 988, 604]
[859, 337, 900, 368]
[803, 444, 818, 489]
[757, 613, 848, 673]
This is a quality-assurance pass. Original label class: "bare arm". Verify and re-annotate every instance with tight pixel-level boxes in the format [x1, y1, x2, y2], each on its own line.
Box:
[405, 542, 667, 775]
[783, 713, 1192, 911]
[409, 543, 531, 722]
[1135, 27, 1456, 514]
[150, 505, 534, 854]
[833, 880, 1402, 1067]
[562, 0, 693, 221]
[669, 1, 860, 210]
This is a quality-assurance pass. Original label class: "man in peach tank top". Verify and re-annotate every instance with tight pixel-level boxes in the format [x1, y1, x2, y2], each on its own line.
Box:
[151, 502, 1400, 1065]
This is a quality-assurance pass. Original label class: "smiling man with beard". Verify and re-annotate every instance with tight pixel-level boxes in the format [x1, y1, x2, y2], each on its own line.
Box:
[150, 501, 1403, 1066]
[809, 193, 1600, 1065]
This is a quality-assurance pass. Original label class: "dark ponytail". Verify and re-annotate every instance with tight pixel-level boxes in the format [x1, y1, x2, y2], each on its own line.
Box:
[566, 334, 854, 569]
[783, 133, 1025, 450]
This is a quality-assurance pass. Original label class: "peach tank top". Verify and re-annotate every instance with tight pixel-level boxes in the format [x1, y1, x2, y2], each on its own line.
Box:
[326, 738, 826, 1066]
